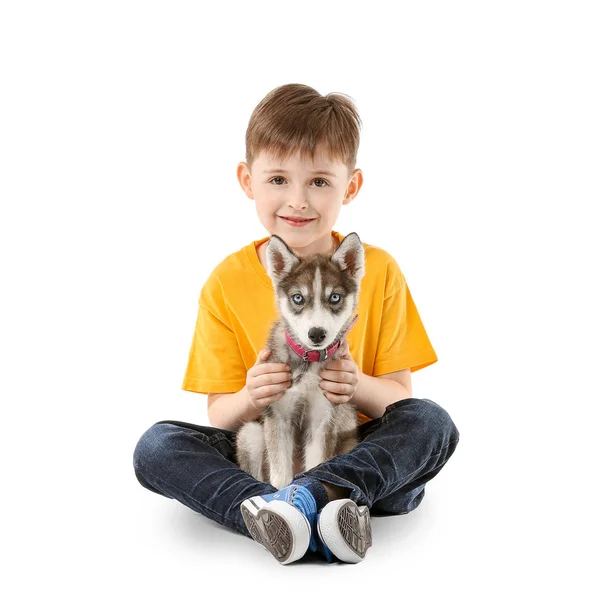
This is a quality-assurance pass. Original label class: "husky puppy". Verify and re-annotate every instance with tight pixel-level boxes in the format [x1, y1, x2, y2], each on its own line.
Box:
[235, 232, 365, 490]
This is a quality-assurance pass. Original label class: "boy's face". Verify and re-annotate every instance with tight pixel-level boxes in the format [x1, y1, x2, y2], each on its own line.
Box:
[237, 148, 362, 256]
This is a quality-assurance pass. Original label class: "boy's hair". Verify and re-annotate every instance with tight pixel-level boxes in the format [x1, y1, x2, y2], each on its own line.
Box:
[245, 83, 362, 177]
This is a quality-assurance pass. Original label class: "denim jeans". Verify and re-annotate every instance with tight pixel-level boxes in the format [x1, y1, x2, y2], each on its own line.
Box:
[133, 397, 460, 538]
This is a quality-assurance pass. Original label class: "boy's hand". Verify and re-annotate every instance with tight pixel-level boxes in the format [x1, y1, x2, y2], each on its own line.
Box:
[246, 349, 292, 410]
[319, 344, 360, 405]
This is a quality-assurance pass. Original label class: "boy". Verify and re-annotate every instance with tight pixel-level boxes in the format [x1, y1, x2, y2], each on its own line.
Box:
[133, 83, 460, 565]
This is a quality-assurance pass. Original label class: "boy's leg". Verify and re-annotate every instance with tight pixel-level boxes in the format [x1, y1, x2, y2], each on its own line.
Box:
[293, 397, 460, 515]
[133, 420, 277, 537]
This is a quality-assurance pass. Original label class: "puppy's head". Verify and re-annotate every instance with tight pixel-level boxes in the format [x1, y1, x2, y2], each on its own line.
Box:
[266, 233, 365, 349]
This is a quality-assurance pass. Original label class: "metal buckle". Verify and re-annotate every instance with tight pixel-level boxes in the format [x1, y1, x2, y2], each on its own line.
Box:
[302, 349, 309, 361]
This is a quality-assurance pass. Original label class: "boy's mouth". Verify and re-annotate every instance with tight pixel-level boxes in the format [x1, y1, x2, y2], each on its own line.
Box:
[279, 216, 316, 224]
[280, 217, 315, 227]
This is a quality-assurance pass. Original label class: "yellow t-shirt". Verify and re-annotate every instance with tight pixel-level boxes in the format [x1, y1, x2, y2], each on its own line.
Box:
[182, 230, 438, 424]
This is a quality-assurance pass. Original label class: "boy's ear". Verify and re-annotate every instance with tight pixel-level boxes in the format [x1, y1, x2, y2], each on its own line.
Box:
[236, 162, 256, 200]
[331, 232, 365, 281]
[266, 235, 300, 283]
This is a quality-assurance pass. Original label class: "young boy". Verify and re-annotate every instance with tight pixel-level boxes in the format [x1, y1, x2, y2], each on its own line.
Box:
[133, 83, 460, 565]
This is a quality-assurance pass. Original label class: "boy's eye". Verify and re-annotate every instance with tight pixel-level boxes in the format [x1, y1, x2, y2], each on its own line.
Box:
[330, 293, 341, 304]
[269, 177, 329, 187]
[292, 294, 304, 305]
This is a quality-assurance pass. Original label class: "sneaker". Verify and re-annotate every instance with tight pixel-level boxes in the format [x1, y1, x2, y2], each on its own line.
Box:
[315, 499, 372, 563]
[240, 484, 318, 565]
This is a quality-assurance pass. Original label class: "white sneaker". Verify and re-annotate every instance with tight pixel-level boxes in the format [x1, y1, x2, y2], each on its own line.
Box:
[317, 499, 372, 563]
[240, 484, 316, 565]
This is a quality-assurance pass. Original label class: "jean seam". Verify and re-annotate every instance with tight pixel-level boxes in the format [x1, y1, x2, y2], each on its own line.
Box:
[207, 434, 232, 446]
[136, 459, 247, 535]
[188, 432, 231, 446]
[155, 422, 234, 447]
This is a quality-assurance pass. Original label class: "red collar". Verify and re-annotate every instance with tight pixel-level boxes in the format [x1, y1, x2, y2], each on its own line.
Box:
[284, 314, 359, 362]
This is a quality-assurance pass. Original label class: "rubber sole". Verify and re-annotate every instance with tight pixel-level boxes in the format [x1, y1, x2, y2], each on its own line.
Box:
[318, 499, 372, 563]
[240, 498, 311, 565]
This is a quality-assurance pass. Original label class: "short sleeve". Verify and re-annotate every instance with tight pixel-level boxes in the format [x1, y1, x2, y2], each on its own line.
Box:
[372, 274, 438, 376]
[181, 280, 248, 394]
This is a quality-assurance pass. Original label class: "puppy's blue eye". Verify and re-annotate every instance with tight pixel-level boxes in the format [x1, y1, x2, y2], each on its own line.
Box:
[292, 294, 304, 305]
[330, 293, 341, 304]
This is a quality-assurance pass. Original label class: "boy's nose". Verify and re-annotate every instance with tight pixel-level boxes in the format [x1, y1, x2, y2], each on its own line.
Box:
[308, 327, 326, 344]
[287, 191, 309, 209]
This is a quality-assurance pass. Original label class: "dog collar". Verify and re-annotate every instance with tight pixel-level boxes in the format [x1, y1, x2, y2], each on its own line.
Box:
[284, 314, 359, 362]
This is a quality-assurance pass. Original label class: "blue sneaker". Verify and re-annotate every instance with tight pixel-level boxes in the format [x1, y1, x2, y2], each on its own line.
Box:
[240, 484, 318, 565]
[315, 499, 372, 563]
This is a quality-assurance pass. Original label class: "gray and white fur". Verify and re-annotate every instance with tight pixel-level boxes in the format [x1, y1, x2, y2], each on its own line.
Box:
[235, 232, 365, 490]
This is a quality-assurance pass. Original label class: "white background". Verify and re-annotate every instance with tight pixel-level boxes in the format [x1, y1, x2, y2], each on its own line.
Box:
[1, 1, 596, 598]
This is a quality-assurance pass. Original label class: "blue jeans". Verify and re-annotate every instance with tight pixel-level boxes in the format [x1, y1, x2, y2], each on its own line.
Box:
[133, 397, 460, 538]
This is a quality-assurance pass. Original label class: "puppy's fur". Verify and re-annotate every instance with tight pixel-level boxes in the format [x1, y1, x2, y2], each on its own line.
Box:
[235, 232, 365, 489]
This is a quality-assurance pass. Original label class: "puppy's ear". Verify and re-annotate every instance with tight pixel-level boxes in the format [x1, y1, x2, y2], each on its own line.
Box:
[331, 232, 365, 282]
[266, 235, 300, 284]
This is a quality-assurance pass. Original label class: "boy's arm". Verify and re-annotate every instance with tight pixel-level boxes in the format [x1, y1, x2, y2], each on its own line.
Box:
[209, 369, 412, 427]
[377, 368, 413, 395]
[351, 368, 413, 420]
[207, 388, 265, 431]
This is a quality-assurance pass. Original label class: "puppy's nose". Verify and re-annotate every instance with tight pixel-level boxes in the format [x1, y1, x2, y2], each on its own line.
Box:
[308, 327, 327, 344]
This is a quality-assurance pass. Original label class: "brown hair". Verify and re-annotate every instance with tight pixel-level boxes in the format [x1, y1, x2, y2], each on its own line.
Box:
[245, 83, 362, 178]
